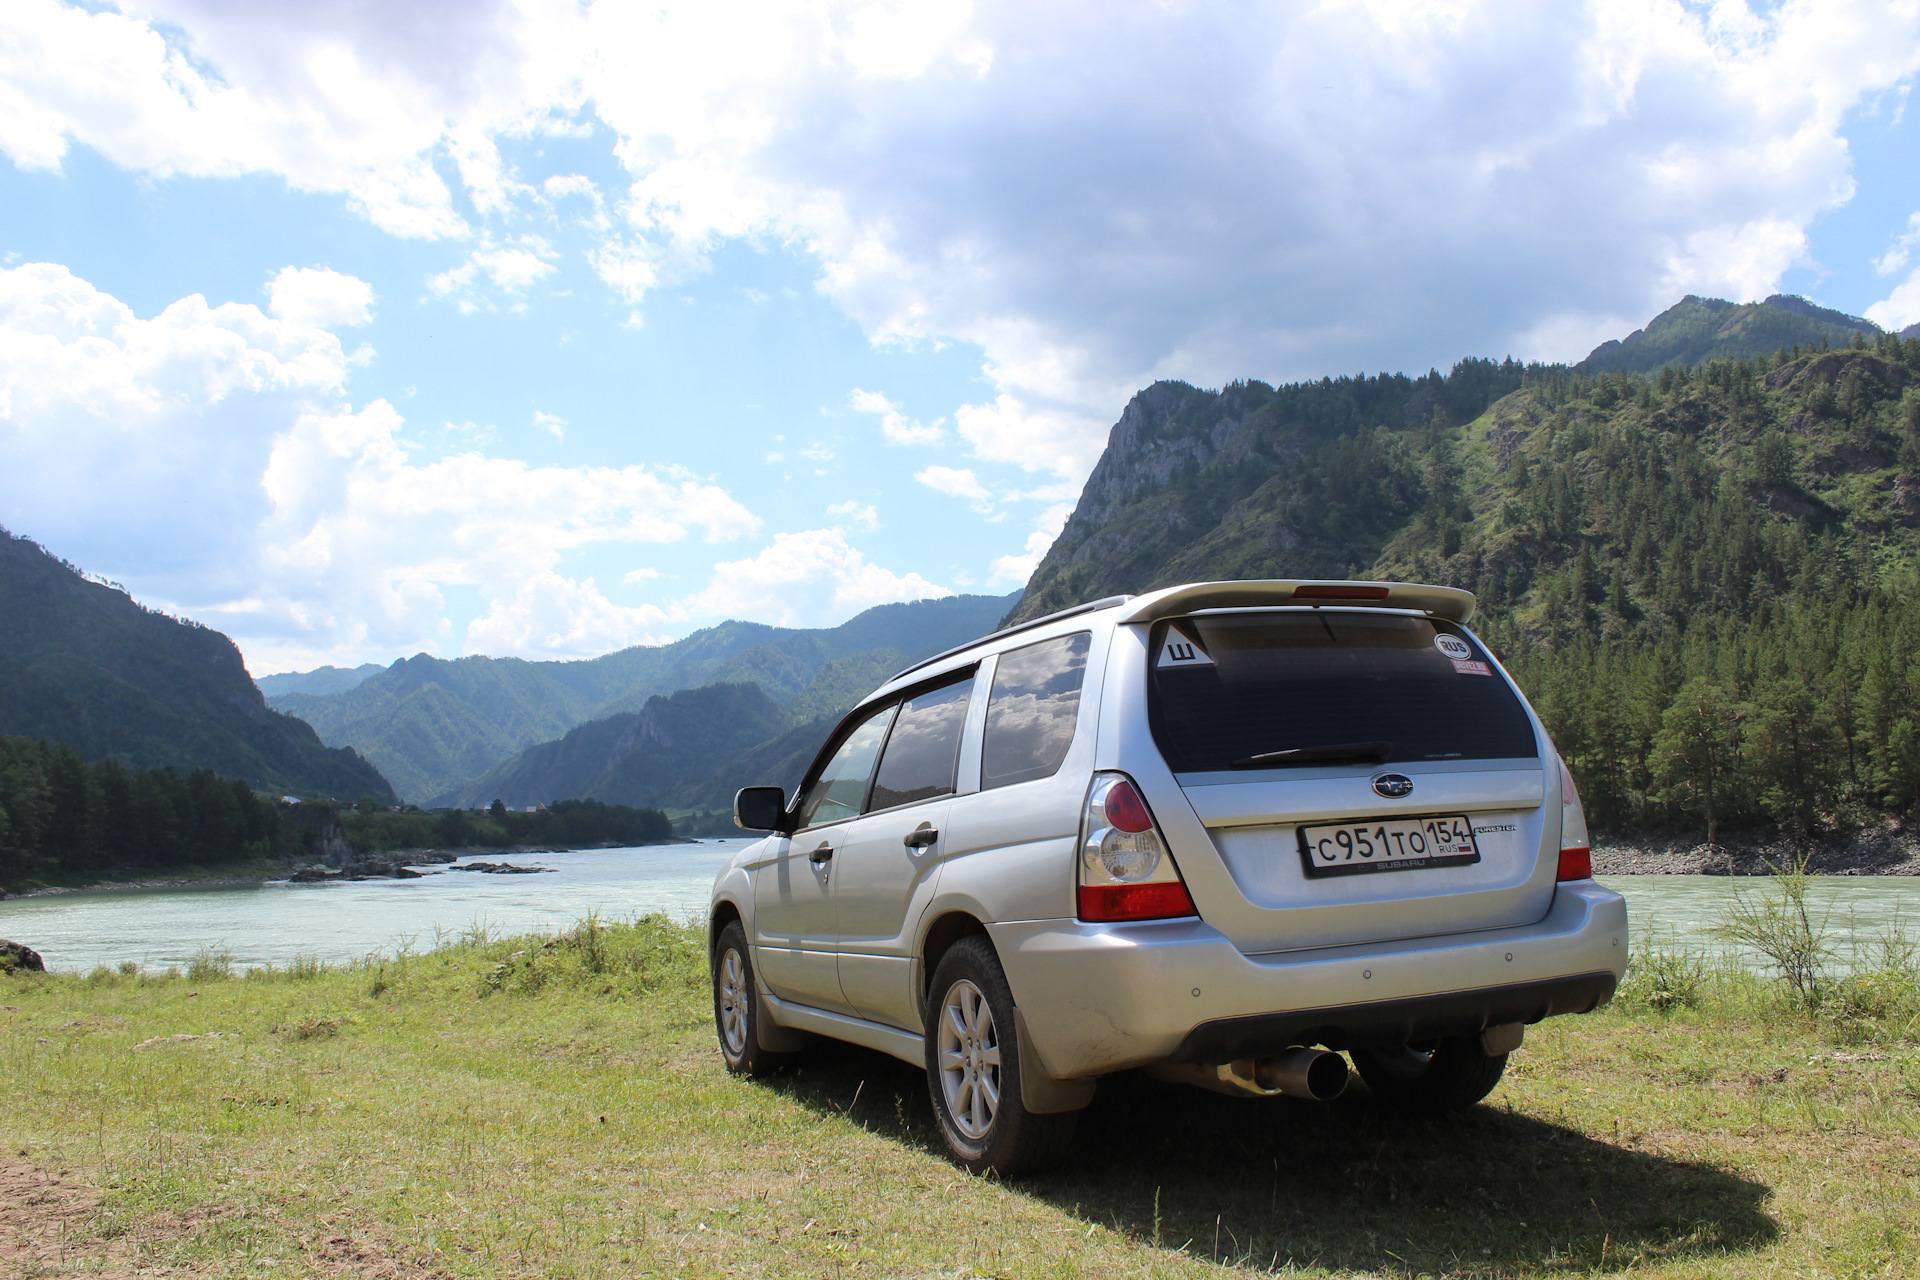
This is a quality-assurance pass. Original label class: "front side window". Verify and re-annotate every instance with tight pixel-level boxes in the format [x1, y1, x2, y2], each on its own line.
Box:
[1147, 610, 1538, 772]
[796, 701, 896, 828]
[870, 672, 975, 811]
[981, 632, 1091, 790]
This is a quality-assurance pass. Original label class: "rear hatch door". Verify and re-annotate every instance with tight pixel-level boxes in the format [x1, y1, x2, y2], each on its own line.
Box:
[1146, 608, 1553, 954]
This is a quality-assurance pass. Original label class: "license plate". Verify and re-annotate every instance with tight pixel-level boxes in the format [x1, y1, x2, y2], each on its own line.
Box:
[1297, 814, 1480, 877]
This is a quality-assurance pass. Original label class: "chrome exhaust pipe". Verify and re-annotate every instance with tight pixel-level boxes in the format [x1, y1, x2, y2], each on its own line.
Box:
[1148, 1047, 1350, 1101]
[1255, 1047, 1349, 1101]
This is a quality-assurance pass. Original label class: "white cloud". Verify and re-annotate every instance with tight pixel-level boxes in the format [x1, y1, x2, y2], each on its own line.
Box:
[850, 386, 945, 445]
[428, 237, 558, 304]
[1873, 211, 1920, 276]
[679, 527, 951, 628]
[826, 500, 881, 531]
[267, 266, 375, 328]
[1866, 270, 1920, 331]
[15, 0, 1917, 490]
[988, 501, 1073, 589]
[915, 464, 994, 512]
[533, 410, 566, 440]
[0, 262, 758, 670]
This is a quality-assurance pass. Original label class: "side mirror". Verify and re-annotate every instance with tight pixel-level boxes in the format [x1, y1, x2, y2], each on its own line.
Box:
[734, 786, 790, 833]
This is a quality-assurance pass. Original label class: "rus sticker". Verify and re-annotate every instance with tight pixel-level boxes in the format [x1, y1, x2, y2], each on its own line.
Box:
[1156, 625, 1214, 668]
[1434, 633, 1474, 661]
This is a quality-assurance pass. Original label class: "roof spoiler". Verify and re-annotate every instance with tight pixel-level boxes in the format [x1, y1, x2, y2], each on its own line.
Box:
[1117, 579, 1476, 625]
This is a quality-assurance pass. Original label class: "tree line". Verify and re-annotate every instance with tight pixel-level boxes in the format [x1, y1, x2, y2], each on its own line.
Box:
[0, 735, 676, 890]
[0, 735, 296, 887]
[342, 797, 673, 853]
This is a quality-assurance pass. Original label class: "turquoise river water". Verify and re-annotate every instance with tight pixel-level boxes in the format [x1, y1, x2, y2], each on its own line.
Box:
[1, 843, 1917, 974]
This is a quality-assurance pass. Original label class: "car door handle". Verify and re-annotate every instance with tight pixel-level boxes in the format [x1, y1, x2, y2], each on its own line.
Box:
[808, 843, 835, 865]
[903, 826, 939, 849]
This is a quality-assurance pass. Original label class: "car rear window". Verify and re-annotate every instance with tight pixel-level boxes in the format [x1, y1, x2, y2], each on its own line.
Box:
[1147, 610, 1537, 773]
[981, 632, 1091, 789]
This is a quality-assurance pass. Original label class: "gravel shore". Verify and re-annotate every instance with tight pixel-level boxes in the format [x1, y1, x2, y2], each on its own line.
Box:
[1594, 821, 1920, 876]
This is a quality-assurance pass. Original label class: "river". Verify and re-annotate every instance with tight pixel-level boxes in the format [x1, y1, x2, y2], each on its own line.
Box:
[2, 848, 1918, 975]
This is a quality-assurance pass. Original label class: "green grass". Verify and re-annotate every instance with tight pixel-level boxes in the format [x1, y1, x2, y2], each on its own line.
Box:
[3, 917, 1918, 1278]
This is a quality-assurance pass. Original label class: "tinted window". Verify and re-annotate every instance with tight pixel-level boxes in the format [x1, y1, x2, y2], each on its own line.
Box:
[1148, 611, 1538, 773]
[981, 632, 1091, 790]
[870, 673, 974, 811]
[796, 702, 896, 828]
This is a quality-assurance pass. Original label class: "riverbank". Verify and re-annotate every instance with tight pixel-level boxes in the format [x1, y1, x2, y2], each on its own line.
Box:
[2, 916, 1914, 1278]
[0, 837, 706, 900]
[1594, 818, 1920, 876]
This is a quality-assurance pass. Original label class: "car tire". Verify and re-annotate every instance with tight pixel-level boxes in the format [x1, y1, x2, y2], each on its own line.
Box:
[712, 921, 795, 1077]
[924, 936, 1077, 1177]
[1352, 1036, 1508, 1111]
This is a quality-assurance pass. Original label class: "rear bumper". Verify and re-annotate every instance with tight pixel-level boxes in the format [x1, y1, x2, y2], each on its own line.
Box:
[988, 880, 1627, 1079]
[1170, 970, 1616, 1061]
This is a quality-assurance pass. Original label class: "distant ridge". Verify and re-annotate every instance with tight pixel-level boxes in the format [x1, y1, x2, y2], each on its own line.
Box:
[256, 663, 386, 698]
[1579, 294, 1880, 374]
[0, 529, 395, 801]
[272, 592, 1018, 803]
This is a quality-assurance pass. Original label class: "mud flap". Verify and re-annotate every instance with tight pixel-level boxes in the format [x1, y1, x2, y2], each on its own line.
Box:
[756, 974, 808, 1053]
[1480, 1023, 1524, 1056]
[1015, 1008, 1097, 1114]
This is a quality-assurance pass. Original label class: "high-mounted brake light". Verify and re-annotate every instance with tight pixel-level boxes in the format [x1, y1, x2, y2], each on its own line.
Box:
[1077, 774, 1197, 922]
[1556, 756, 1592, 881]
[1292, 584, 1391, 601]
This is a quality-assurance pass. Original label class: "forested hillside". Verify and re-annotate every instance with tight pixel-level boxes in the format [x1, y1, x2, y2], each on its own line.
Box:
[1578, 294, 1882, 374]
[272, 593, 1015, 802]
[0, 531, 394, 803]
[1012, 322, 1920, 842]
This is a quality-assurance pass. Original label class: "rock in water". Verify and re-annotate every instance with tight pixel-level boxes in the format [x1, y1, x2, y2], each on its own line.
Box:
[0, 939, 46, 973]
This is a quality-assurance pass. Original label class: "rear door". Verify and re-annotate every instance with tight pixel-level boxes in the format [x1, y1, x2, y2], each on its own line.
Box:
[833, 669, 976, 1029]
[751, 699, 895, 1014]
[1141, 609, 1551, 952]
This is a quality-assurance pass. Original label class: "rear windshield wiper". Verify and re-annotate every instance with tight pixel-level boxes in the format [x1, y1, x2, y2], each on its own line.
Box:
[1229, 741, 1393, 769]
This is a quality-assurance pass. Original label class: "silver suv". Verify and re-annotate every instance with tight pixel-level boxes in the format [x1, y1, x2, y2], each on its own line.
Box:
[709, 579, 1627, 1174]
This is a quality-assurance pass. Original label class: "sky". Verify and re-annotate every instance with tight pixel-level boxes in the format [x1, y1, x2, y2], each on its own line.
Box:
[2, 0, 1919, 676]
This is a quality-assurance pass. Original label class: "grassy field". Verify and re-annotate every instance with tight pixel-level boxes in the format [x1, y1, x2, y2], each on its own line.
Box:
[2, 914, 1917, 1279]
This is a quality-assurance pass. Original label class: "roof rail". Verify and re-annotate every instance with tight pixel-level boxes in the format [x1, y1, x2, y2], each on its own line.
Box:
[887, 594, 1135, 683]
[1118, 579, 1475, 625]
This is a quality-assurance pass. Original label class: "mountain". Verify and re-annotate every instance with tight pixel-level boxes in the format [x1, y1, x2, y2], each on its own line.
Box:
[1578, 294, 1881, 375]
[1008, 361, 1527, 623]
[274, 592, 1018, 802]
[0, 529, 395, 802]
[439, 683, 789, 810]
[437, 647, 915, 817]
[255, 663, 385, 698]
[1004, 322, 1920, 841]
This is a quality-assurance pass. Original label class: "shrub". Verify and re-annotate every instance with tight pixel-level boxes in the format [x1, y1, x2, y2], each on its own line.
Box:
[1714, 857, 1832, 1013]
[185, 946, 234, 984]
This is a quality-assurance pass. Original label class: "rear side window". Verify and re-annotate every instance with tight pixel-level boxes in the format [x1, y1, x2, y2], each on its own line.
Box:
[1148, 611, 1537, 773]
[870, 673, 974, 811]
[981, 632, 1091, 789]
[796, 701, 896, 828]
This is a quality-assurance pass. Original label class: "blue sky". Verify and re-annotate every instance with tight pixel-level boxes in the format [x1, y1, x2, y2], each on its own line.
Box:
[2, 0, 1919, 674]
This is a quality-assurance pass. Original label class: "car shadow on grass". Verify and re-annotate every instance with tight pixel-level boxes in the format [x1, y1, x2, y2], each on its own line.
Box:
[763, 1039, 1777, 1276]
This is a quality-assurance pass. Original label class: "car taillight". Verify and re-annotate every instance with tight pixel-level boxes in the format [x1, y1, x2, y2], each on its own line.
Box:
[1556, 756, 1592, 881]
[1078, 773, 1197, 922]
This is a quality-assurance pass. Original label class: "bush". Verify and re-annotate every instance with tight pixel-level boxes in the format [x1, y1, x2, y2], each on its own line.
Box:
[1714, 857, 1833, 1013]
[477, 914, 704, 999]
[1620, 935, 1711, 1013]
[185, 945, 234, 983]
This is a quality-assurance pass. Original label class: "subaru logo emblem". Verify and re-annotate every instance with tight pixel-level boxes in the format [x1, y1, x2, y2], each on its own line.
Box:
[1372, 772, 1414, 799]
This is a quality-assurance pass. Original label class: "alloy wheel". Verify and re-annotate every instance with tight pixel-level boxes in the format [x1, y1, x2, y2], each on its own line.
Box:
[718, 946, 749, 1056]
[937, 978, 1002, 1140]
